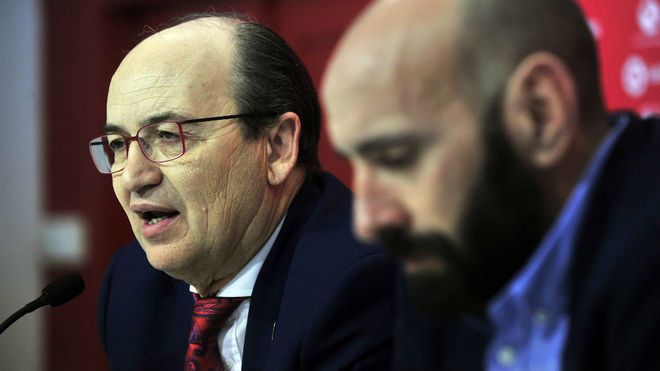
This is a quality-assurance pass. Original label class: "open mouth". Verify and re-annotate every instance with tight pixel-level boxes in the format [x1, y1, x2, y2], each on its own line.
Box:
[140, 210, 180, 225]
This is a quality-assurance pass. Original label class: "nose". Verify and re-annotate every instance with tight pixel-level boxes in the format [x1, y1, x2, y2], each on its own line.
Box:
[352, 164, 410, 242]
[119, 140, 162, 194]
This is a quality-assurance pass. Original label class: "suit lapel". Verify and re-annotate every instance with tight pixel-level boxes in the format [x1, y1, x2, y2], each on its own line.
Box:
[242, 178, 322, 371]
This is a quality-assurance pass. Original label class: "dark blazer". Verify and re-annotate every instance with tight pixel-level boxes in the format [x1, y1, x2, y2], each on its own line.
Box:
[394, 112, 660, 370]
[98, 173, 397, 371]
[563, 112, 660, 370]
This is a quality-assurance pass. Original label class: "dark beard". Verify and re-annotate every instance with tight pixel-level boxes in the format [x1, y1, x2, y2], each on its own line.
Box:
[380, 92, 550, 319]
[379, 228, 484, 317]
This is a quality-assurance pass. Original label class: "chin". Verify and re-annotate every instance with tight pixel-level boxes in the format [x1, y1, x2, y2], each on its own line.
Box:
[405, 267, 480, 319]
[140, 241, 194, 279]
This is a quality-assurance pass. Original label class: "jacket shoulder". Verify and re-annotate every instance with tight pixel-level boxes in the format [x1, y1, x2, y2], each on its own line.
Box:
[273, 173, 398, 370]
[98, 241, 191, 370]
[565, 113, 660, 370]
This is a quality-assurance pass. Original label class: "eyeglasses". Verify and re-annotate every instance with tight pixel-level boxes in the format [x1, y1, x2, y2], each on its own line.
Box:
[89, 113, 274, 174]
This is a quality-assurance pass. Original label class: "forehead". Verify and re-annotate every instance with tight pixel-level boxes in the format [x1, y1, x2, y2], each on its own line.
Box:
[107, 20, 236, 126]
[324, 0, 462, 149]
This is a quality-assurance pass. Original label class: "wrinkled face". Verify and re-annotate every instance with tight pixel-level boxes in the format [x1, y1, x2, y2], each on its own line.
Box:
[106, 24, 269, 283]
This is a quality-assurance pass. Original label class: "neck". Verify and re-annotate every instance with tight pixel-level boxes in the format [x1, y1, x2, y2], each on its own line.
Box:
[541, 120, 608, 219]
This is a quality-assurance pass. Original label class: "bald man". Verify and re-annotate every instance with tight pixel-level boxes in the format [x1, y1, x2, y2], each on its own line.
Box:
[93, 13, 396, 370]
[323, 0, 660, 370]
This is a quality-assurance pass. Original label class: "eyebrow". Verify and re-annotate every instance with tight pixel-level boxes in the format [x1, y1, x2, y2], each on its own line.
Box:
[103, 111, 189, 134]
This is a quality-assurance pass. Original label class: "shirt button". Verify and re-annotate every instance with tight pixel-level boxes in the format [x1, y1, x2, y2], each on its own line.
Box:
[534, 308, 549, 325]
[497, 345, 517, 367]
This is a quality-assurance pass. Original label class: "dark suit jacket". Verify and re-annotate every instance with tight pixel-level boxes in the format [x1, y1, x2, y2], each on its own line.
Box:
[394, 112, 660, 370]
[563, 112, 660, 370]
[98, 173, 397, 371]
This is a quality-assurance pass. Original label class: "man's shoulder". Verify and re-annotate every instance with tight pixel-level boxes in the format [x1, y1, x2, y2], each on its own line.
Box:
[564, 111, 660, 370]
[293, 171, 390, 269]
[282, 171, 396, 323]
[243, 172, 397, 370]
[571, 112, 660, 296]
[100, 240, 183, 300]
[98, 239, 192, 369]
[106, 240, 156, 278]
[576, 111, 660, 263]
[108, 240, 146, 267]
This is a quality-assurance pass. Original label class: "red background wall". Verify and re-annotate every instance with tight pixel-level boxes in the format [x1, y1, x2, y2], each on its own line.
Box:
[579, 0, 660, 113]
[42, 0, 659, 369]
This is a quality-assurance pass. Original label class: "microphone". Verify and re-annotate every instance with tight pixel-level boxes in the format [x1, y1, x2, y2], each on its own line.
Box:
[0, 273, 85, 335]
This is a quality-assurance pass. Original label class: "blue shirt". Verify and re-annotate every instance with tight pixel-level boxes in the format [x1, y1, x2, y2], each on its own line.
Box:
[485, 116, 629, 371]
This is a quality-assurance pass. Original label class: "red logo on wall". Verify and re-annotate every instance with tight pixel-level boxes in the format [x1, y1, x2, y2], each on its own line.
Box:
[580, 0, 660, 112]
[638, 0, 660, 36]
[621, 54, 660, 99]
[622, 55, 649, 98]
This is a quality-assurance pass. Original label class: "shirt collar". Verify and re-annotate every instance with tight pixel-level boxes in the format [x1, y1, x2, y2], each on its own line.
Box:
[190, 215, 286, 298]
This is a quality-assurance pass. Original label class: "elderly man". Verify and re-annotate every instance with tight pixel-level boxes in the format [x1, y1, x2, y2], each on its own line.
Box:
[92, 14, 396, 370]
[323, 0, 660, 370]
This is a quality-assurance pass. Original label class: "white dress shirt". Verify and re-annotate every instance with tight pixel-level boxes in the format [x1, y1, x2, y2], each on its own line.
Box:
[189, 217, 285, 371]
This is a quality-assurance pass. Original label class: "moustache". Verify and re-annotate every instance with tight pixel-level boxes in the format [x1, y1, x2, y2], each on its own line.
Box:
[377, 227, 464, 267]
[377, 227, 485, 317]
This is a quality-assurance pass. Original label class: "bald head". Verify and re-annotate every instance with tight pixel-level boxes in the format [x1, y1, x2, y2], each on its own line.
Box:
[110, 14, 321, 173]
[108, 18, 237, 124]
[325, 0, 604, 123]
[324, 0, 462, 122]
[457, 0, 604, 120]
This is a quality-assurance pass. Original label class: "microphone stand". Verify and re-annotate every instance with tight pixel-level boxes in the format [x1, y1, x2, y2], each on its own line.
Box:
[0, 294, 49, 335]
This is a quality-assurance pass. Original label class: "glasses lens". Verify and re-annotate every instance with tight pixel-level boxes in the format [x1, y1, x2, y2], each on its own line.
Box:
[138, 122, 184, 163]
[89, 122, 185, 174]
[89, 135, 127, 173]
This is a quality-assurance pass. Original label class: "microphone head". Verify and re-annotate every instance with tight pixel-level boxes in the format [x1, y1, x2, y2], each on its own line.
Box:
[42, 273, 85, 307]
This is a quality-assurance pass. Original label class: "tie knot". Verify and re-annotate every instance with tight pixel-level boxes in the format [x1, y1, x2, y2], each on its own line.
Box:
[189, 294, 248, 345]
[185, 294, 249, 370]
[192, 294, 247, 316]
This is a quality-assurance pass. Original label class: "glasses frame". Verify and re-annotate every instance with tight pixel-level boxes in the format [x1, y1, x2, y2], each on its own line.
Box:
[89, 112, 276, 174]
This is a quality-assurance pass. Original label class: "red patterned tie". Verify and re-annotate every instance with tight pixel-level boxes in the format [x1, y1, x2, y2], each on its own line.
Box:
[184, 294, 249, 371]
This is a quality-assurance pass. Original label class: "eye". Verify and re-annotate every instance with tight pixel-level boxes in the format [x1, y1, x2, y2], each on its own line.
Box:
[370, 144, 420, 170]
[107, 137, 126, 152]
[156, 130, 181, 142]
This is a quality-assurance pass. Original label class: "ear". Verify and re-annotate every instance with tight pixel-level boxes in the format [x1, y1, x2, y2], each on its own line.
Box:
[266, 112, 301, 186]
[502, 52, 578, 169]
